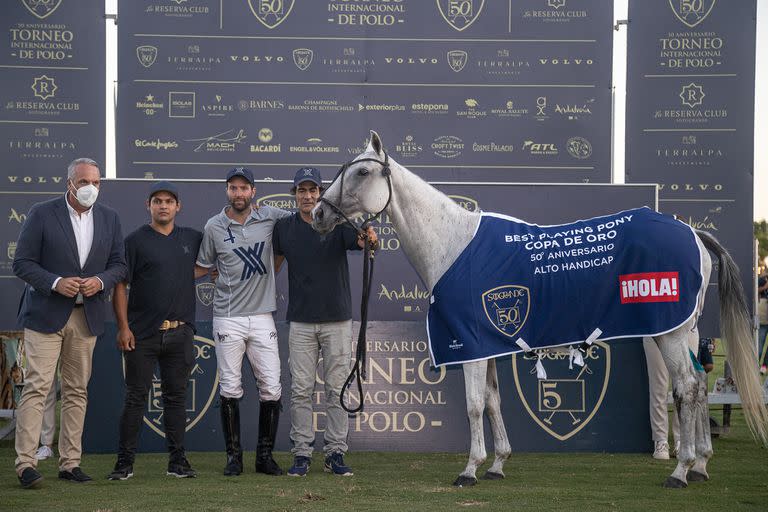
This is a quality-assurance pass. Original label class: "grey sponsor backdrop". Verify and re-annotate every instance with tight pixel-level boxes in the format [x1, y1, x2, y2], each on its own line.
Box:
[9, 179, 658, 453]
[625, 0, 756, 336]
[0, 0, 106, 191]
[116, 0, 612, 182]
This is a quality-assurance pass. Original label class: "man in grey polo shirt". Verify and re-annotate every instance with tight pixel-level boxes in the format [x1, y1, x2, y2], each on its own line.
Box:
[195, 167, 289, 477]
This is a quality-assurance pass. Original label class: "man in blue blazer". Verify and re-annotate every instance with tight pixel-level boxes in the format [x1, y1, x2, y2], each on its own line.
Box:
[12, 158, 127, 488]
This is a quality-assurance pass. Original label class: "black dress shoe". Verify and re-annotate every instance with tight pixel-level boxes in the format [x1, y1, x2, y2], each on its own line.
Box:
[58, 467, 93, 483]
[18, 467, 44, 489]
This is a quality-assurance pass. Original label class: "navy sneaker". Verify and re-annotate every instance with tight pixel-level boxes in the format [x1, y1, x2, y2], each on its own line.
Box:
[287, 456, 311, 477]
[108, 459, 134, 481]
[167, 457, 197, 478]
[324, 452, 353, 476]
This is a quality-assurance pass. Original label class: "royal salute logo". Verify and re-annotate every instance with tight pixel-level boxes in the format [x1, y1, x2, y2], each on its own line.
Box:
[669, 0, 716, 28]
[491, 100, 528, 118]
[513, 342, 611, 441]
[136, 46, 158, 68]
[22, 0, 62, 20]
[195, 283, 214, 306]
[31, 75, 56, 100]
[128, 335, 219, 438]
[436, 0, 485, 31]
[292, 48, 313, 70]
[566, 137, 592, 159]
[481, 285, 530, 338]
[249, 0, 295, 29]
[447, 50, 468, 72]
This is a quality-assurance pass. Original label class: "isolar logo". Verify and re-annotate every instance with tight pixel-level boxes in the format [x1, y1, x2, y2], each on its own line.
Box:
[619, 272, 680, 304]
[234, 242, 267, 280]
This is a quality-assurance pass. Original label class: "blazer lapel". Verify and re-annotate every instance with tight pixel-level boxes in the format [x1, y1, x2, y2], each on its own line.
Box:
[82, 204, 102, 270]
[54, 197, 81, 269]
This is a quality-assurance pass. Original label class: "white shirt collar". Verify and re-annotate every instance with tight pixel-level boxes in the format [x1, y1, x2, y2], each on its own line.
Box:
[64, 194, 93, 218]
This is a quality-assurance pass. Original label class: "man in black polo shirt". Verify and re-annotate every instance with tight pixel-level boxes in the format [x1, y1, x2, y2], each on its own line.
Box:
[108, 181, 206, 480]
[273, 167, 376, 477]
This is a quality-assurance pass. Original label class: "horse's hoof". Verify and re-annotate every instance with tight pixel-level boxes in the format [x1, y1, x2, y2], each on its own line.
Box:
[663, 476, 688, 488]
[481, 471, 504, 480]
[453, 475, 478, 487]
[687, 470, 709, 482]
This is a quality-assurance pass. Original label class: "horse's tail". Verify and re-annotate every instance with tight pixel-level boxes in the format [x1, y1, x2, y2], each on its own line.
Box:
[697, 229, 768, 445]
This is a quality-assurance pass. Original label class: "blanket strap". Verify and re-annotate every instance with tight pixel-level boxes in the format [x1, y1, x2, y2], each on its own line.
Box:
[516, 338, 547, 380]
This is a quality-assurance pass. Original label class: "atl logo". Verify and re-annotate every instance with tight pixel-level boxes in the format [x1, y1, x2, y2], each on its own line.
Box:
[234, 242, 267, 280]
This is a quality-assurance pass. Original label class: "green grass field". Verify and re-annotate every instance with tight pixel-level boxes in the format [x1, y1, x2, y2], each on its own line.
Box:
[1, 407, 767, 512]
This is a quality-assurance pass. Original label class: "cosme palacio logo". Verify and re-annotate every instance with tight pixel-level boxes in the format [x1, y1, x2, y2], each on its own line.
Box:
[248, 0, 295, 29]
[436, 0, 485, 32]
[512, 341, 611, 441]
[123, 335, 218, 438]
[22, 0, 62, 20]
[669, 0, 716, 28]
[481, 285, 530, 339]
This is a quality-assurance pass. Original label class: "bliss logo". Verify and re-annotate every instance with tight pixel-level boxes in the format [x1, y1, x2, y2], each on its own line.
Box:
[234, 242, 266, 280]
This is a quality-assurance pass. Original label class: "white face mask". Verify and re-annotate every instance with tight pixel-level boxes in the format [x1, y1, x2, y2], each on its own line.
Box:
[70, 182, 99, 208]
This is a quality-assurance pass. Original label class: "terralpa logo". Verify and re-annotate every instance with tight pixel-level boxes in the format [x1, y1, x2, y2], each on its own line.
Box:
[233, 242, 266, 280]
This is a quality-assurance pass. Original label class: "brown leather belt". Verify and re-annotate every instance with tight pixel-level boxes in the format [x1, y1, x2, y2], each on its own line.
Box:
[159, 320, 184, 331]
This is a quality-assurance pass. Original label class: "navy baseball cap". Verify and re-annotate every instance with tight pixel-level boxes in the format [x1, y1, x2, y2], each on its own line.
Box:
[225, 167, 255, 185]
[148, 180, 179, 200]
[293, 167, 322, 188]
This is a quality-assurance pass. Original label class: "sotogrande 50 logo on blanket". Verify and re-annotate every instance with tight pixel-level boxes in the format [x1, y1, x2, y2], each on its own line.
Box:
[481, 285, 530, 339]
[512, 341, 611, 441]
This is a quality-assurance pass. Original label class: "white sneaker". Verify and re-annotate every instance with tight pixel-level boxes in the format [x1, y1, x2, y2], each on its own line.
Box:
[653, 441, 670, 460]
[35, 445, 54, 461]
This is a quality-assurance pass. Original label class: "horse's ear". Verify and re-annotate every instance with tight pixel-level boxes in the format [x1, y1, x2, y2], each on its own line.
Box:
[368, 130, 384, 156]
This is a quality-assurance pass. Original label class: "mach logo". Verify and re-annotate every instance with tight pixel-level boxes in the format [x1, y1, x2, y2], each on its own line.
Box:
[234, 242, 266, 280]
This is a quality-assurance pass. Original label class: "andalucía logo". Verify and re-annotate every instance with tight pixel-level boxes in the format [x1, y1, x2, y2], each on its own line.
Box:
[512, 341, 611, 441]
[619, 272, 680, 304]
[481, 285, 530, 339]
[123, 335, 219, 437]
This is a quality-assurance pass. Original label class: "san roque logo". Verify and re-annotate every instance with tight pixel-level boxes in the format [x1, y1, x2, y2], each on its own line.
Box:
[513, 341, 611, 441]
[481, 285, 530, 339]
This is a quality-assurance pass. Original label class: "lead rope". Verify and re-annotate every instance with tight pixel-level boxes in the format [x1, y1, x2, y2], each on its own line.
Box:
[320, 154, 392, 413]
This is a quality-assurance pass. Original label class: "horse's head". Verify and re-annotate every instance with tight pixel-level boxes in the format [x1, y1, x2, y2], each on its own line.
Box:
[312, 130, 393, 234]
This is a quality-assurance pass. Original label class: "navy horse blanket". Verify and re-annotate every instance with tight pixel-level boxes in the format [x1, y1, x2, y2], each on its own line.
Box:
[427, 207, 703, 367]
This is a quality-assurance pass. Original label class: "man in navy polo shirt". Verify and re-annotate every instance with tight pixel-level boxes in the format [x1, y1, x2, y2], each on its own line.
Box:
[108, 181, 206, 480]
[273, 167, 376, 477]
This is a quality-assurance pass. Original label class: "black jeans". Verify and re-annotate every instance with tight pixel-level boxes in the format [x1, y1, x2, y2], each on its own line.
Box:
[117, 324, 194, 463]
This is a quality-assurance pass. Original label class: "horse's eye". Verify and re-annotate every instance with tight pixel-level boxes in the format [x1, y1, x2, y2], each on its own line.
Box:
[357, 168, 369, 176]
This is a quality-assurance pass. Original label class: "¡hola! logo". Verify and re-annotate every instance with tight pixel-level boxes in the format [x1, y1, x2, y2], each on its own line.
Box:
[512, 341, 611, 441]
[481, 285, 530, 339]
[436, 0, 485, 32]
[248, 0, 295, 29]
[123, 335, 219, 438]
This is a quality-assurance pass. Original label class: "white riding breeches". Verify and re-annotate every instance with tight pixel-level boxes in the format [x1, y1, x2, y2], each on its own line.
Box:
[213, 314, 282, 401]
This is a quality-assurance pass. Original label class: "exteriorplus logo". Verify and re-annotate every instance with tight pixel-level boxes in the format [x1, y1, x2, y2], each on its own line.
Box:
[619, 272, 679, 304]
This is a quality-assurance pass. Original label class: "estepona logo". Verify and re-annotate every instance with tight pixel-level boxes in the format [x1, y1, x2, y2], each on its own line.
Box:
[619, 272, 680, 303]
[481, 285, 530, 338]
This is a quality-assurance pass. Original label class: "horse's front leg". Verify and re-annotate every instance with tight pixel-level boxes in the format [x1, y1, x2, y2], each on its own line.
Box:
[454, 360, 488, 487]
[482, 358, 511, 480]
